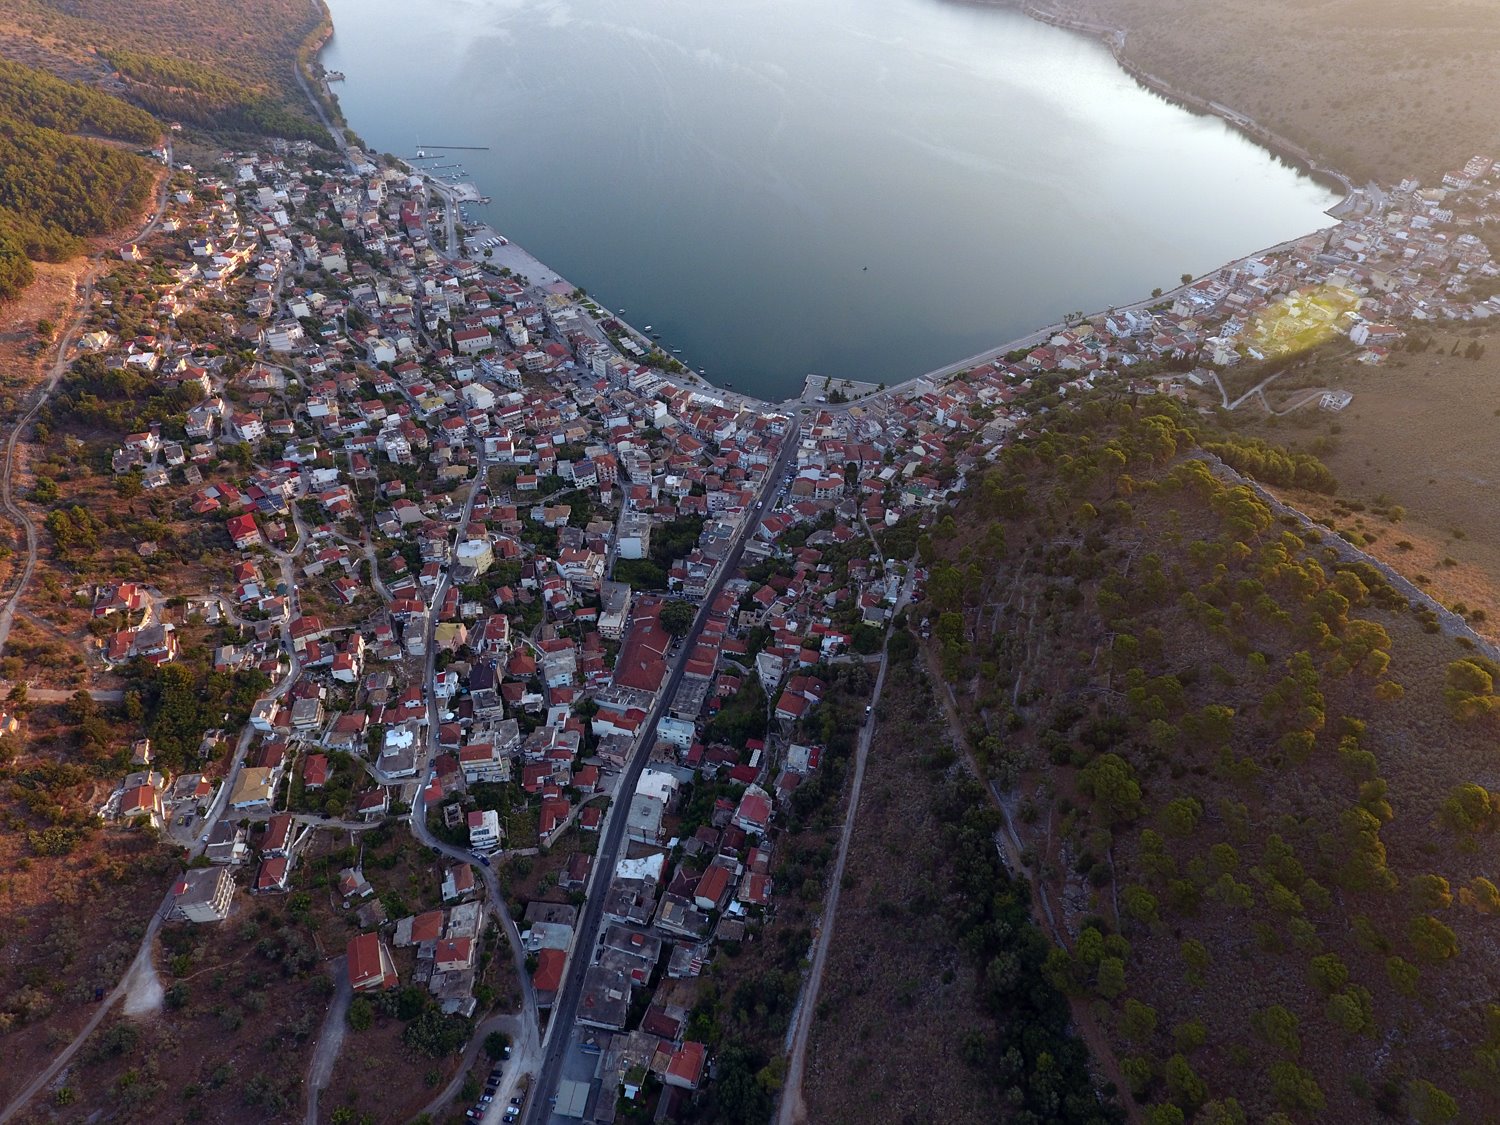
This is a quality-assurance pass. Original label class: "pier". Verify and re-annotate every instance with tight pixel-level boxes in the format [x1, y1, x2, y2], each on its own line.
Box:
[413, 144, 491, 151]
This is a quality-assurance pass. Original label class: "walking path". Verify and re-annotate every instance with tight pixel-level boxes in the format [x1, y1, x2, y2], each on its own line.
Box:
[304, 958, 351, 1125]
[776, 563, 913, 1125]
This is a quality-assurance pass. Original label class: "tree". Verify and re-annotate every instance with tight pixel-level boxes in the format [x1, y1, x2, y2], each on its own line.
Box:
[1173, 1020, 1207, 1053]
[1459, 877, 1500, 914]
[1325, 986, 1374, 1036]
[1122, 884, 1160, 926]
[1180, 273, 1194, 285]
[1164, 1053, 1206, 1110]
[1196, 1101, 1247, 1125]
[1385, 955, 1419, 997]
[1410, 874, 1453, 910]
[1440, 783, 1495, 832]
[1077, 752, 1142, 823]
[1444, 658, 1499, 721]
[1254, 1004, 1300, 1055]
[1306, 953, 1347, 995]
[1409, 915, 1459, 962]
[347, 996, 372, 1031]
[1159, 796, 1203, 838]
[483, 1030, 510, 1061]
[1408, 1079, 1459, 1123]
[660, 600, 696, 637]
[1268, 1062, 1324, 1114]
[1096, 955, 1126, 999]
[1121, 998, 1157, 1042]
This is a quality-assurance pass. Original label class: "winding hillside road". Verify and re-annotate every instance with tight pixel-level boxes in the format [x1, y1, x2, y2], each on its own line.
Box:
[0, 892, 173, 1120]
[0, 140, 172, 658]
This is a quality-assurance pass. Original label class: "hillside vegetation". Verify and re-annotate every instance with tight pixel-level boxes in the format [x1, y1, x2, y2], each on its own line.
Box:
[101, 47, 328, 142]
[1235, 328, 1500, 632]
[922, 390, 1500, 1122]
[0, 0, 330, 142]
[804, 653, 1118, 1123]
[0, 60, 158, 302]
[1042, 0, 1500, 183]
[0, 57, 158, 144]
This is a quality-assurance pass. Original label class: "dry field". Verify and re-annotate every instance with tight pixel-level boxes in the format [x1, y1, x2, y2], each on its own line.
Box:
[1039, 0, 1500, 183]
[11, 898, 334, 1125]
[0, 700, 176, 1112]
[801, 672, 996, 1124]
[1237, 328, 1500, 631]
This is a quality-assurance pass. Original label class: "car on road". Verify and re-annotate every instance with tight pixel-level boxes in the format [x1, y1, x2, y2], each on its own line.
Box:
[865, 704, 872, 715]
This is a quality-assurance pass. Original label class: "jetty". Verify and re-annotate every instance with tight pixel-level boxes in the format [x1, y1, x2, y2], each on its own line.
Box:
[414, 144, 491, 151]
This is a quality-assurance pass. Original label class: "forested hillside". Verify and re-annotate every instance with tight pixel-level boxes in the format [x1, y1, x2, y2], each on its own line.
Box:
[0, 0, 330, 143]
[101, 48, 327, 142]
[0, 61, 158, 302]
[920, 390, 1500, 1123]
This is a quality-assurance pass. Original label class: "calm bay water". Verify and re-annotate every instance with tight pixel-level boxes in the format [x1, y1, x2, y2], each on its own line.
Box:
[322, 0, 1339, 400]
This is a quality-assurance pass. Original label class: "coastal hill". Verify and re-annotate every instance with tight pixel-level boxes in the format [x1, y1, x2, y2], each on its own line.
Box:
[920, 389, 1500, 1121]
[1030, 0, 1500, 184]
[0, 0, 331, 143]
[0, 58, 159, 302]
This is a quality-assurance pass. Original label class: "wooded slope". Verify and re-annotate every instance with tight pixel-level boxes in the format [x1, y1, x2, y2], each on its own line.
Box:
[925, 391, 1500, 1123]
[0, 60, 157, 302]
[0, 0, 330, 143]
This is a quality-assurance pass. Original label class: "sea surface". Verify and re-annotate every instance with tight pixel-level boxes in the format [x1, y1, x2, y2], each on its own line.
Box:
[322, 0, 1340, 400]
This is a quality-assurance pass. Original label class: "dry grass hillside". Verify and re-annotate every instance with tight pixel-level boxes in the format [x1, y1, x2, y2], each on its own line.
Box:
[925, 391, 1500, 1122]
[1036, 0, 1500, 183]
[1233, 328, 1500, 635]
[801, 671, 1001, 1125]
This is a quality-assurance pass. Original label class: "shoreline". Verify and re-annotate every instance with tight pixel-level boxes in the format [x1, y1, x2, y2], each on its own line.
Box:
[308, 3, 1356, 412]
[1018, 2, 1360, 215]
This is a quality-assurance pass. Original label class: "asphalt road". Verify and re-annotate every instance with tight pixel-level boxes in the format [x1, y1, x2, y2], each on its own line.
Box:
[526, 419, 800, 1123]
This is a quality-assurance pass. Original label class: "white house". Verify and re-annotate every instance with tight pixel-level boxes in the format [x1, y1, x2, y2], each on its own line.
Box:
[626, 769, 679, 844]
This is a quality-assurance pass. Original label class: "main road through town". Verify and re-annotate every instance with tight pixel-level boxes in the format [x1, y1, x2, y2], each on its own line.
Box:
[524, 417, 801, 1123]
